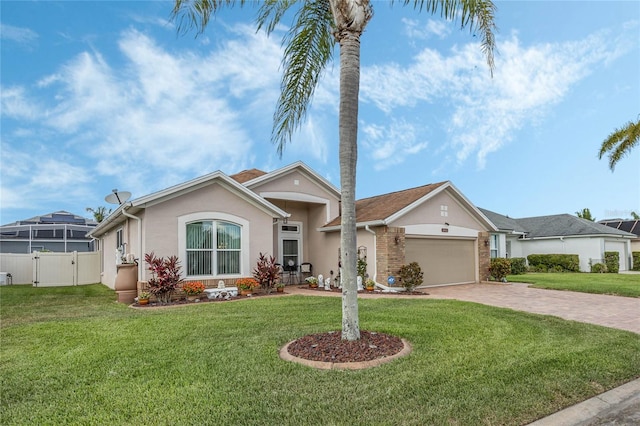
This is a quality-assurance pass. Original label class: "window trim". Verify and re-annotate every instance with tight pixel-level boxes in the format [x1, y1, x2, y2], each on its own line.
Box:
[116, 228, 124, 251]
[178, 212, 249, 279]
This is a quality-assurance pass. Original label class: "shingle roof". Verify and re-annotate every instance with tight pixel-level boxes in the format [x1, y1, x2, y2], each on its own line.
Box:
[324, 182, 447, 227]
[482, 210, 635, 238]
[478, 208, 527, 233]
[229, 168, 267, 183]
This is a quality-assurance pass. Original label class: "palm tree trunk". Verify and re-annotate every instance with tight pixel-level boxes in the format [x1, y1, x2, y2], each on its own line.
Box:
[338, 29, 361, 341]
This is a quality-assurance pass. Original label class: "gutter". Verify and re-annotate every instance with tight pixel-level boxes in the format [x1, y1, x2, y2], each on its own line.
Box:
[121, 204, 142, 282]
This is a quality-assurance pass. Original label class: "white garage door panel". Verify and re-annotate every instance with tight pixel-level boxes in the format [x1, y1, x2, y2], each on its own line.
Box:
[405, 238, 475, 286]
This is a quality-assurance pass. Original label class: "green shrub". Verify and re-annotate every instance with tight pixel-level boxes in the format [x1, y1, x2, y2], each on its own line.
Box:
[632, 252, 640, 271]
[510, 257, 527, 275]
[590, 263, 606, 273]
[604, 251, 619, 274]
[527, 254, 580, 272]
[253, 252, 280, 294]
[489, 258, 511, 281]
[144, 252, 184, 304]
[398, 262, 424, 291]
[529, 264, 547, 273]
[357, 257, 367, 281]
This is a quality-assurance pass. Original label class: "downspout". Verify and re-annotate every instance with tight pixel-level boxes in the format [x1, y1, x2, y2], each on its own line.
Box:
[364, 225, 377, 282]
[122, 205, 142, 281]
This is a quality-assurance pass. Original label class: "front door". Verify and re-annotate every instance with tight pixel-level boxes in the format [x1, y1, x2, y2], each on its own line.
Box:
[279, 221, 302, 272]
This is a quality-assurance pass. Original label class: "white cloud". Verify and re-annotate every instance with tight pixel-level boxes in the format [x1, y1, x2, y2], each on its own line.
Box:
[403, 18, 451, 40]
[1, 24, 285, 210]
[0, 24, 38, 44]
[0, 143, 93, 210]
[360, 27, 635, 169]
[0, 86, 41, 120]
[361, 120, 429, 170]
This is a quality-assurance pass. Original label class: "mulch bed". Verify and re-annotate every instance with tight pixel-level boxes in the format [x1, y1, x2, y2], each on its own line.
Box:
[286, 330, 405, 363]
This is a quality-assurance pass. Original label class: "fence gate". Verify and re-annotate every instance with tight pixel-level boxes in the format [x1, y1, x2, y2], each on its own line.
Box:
[32, 251, 100, 287]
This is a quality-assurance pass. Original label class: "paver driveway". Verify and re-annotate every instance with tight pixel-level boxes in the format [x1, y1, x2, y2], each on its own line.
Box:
[423, 282, 640, 334]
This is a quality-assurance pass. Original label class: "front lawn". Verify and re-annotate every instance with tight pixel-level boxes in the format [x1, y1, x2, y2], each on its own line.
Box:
[508, 272, 640, 298]
[1, 284, 639, 425]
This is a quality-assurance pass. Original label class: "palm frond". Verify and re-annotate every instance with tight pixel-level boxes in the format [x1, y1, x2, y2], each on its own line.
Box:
[270, 0, 334, 155]
[171, 0, 248, 35]
[599, 118, 640, 171]
[399, 0, 497, 76]
[256, 0, 299, 34]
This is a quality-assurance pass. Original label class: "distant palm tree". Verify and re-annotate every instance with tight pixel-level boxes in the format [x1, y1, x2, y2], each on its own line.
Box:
[576, 208, 595, 222]
[172, 0, 496, 340]
[86, 206, 111, 223]
[598, 117, 640, 171]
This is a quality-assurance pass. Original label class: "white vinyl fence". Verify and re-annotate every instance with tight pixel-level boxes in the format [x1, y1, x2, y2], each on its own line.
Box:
[1, 251, 101, 286]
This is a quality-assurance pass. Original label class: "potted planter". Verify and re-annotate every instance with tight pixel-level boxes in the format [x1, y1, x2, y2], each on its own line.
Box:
[365, 279, 375, 292]
[305, 277, 319, 288]
[237, 278, 259, 296]
[182, 281, 205, 301]
[138, 292, 150, 305]
[276, 283, 285, 293]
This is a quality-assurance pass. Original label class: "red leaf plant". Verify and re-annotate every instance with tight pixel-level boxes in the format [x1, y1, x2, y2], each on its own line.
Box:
[253, 252, 280, 294]
[144, 252, 184, 304]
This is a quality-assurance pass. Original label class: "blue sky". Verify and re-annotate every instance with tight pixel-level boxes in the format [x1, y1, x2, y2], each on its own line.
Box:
[1, 1, 639, 226]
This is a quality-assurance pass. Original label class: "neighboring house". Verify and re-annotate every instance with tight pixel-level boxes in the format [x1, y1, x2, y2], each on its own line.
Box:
[0, 211, 97, 254]
[479, 209, 635, 272]
[598, 219, 640, 253]
[89, 161, 496, 290]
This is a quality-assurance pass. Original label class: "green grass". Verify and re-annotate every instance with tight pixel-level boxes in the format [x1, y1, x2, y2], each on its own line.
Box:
[2, 284, 639, 425]
[508, 272, 640, 298]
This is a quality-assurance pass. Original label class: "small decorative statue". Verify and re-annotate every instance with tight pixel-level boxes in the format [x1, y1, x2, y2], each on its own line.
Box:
[324, 277, 331, 290]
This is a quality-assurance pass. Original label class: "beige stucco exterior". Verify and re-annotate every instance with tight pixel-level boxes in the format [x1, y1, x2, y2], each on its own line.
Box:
[91, 163, 494, 292]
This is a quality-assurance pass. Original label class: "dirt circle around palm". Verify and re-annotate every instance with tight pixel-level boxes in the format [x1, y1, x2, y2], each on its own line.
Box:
[280, 330, 412, 370]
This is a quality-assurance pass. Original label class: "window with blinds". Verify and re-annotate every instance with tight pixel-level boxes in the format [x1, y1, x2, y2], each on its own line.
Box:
[186, 220, 241, 276]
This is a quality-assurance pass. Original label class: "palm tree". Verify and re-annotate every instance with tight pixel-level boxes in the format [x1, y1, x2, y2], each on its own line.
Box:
[172, 0, 496, 341]
[86, 206, 112, 223]
[598, 117, 640, 171]
[576, 208, 595, 222]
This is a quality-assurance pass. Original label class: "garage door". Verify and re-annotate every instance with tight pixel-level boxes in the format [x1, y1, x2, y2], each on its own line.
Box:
[405, 238, 476, 286]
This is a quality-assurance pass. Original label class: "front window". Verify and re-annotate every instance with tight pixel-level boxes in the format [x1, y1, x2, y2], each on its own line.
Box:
[186, 220, 241, 276]
[116, 228, 123, 251]
[490, 234, 499, 258]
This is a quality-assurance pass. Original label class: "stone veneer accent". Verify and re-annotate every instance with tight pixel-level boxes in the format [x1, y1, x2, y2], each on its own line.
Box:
[477, 231, 491, 281]
[375, 226, 406, 282]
